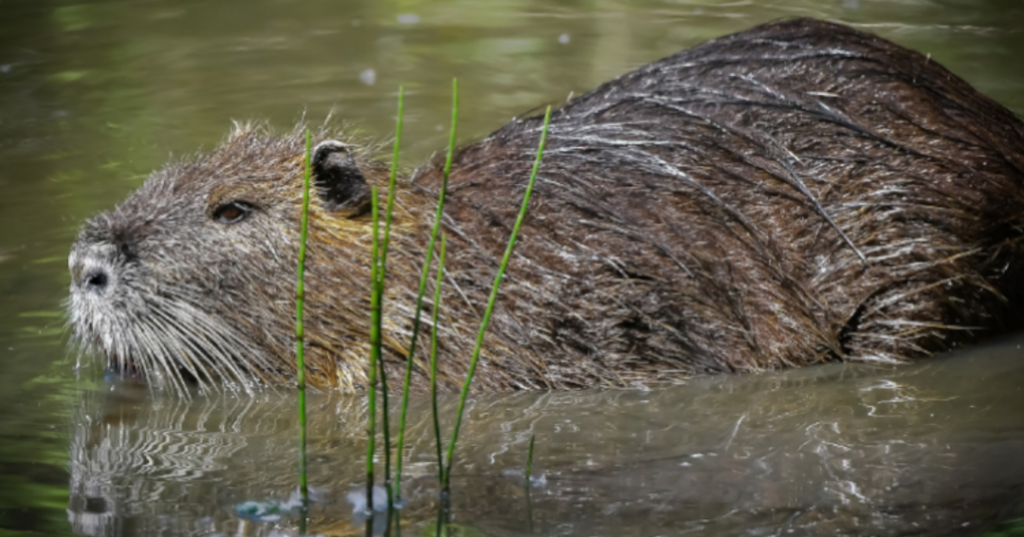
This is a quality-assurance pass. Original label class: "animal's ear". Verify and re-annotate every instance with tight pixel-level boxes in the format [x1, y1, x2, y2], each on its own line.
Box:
[311, 140, 371, 217]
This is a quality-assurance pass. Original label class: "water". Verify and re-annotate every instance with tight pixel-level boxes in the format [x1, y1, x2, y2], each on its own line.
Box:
[1, 0, 1023, 535]
[60, 346, 1024, 536]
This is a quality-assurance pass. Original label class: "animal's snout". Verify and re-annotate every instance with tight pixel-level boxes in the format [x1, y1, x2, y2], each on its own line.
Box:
[82, 267, 109, 294]
[70, 244, 120, 296]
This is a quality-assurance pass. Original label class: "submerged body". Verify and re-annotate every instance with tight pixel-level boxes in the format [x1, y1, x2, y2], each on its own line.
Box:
[68, 19, 1024, 393]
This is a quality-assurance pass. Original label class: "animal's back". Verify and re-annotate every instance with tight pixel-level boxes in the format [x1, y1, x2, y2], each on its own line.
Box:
[411, 18, 1024, 389]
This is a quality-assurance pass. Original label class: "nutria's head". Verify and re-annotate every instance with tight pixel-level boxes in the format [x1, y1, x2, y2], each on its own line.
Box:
[67, 124, 410, 394]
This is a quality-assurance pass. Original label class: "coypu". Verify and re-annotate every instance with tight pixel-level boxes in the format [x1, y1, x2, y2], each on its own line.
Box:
[68, 18, 1024, 394]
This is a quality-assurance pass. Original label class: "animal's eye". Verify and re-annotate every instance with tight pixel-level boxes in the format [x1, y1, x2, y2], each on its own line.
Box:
[213, 201, 253, 224]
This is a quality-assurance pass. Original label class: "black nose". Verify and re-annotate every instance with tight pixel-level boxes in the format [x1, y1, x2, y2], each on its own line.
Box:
[83, 268, 109, 293]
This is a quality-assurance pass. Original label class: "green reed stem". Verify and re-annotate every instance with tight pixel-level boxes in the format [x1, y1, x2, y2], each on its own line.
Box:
[525, 434, 535, 482]
[376, 86, 405, 500]
[442, 106, 552, 492]
[395, 78, 458, 500]
[377, 343, 391, 499]
[430, 235, 448, 480]
[295, 130, 312, 518]
[367, 186, 381, 512]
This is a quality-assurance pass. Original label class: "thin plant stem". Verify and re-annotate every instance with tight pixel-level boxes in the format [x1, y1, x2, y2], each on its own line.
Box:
[525, 477, 534, 534]
[525, 434, 535, 482]
[378, 356, 391, 497]
[376, 86, 405, 500]
[435, 499, 446, 537]
[367, 186, 381, 512]
[430, 235, 448, 479]
[395, 78, 458, 500]
[295, 129, 313, 533]
[442, 106, 553, 491]
[525, 435, 535, 536]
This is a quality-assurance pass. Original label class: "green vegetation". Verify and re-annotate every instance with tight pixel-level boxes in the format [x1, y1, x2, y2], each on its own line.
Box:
[367, 184, 382, 516]
[525, 434, 535, 482]
[375, 86, 407, 505]
[442, 104, 551, 491]
[395, 79, 454, 501]
[429, 235, 448, 481]
[339, 82, 550, 534]
[978, 518, 1024, 537]
[294, 130, 314, 523]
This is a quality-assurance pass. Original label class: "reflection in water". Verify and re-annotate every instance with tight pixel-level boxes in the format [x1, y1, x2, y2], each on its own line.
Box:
[67, 338, 1024, 536]
[68, 387, 266, 536]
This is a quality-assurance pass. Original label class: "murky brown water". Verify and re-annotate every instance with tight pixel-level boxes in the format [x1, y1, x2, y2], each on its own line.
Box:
[2, 0, 1024, 535]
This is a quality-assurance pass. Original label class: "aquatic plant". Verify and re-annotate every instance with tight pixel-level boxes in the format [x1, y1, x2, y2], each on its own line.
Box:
[441, 105, 552, 492]
[395, 80, 458, 500]
[429, 234, 448, 483]
[295, 129, 314, 524]
[525, 434, 535, 482]
[367, 184, 382, 515]
[330, 81, 551, 532]
[373, 85, 407, 504]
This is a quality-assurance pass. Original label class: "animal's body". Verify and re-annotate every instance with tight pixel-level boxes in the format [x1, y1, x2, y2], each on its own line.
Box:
[68, 18, 1024, 393]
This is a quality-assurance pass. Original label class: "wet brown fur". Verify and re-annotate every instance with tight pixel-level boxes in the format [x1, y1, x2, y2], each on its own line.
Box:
[69, 19, 1024, 393]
